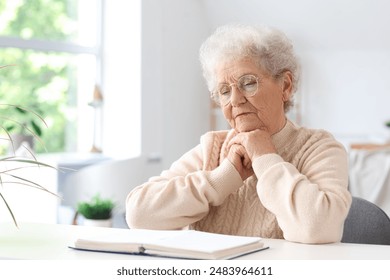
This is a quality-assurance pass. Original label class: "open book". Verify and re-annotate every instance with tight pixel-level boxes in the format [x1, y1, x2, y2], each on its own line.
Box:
[70, 229, 267, 260]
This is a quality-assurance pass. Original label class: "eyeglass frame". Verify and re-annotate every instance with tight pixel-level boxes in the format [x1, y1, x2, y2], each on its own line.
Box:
[210, 74, 260, 106]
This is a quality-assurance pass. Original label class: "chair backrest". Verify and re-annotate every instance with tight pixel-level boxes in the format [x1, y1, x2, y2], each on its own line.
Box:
[341, 196, 390, 245]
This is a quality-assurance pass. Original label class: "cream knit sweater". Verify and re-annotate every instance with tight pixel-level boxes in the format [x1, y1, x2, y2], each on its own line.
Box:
[126, 120, 351, 244]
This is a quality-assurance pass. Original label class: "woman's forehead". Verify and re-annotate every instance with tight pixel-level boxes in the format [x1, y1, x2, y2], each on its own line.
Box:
[215, 58, 265, 82]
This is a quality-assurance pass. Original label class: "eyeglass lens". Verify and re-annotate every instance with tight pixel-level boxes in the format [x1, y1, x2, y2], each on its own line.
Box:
[216, 74, 258, 105]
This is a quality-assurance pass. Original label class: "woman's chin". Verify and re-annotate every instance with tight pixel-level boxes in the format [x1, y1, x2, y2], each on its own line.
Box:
[232, 115, 262, 132]
[233, 119, 265, 133]
[234, 124, 265, 133]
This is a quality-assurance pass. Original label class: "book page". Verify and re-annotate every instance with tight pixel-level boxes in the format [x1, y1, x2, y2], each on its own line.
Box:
[145, 230, 262, 253]
[75, 229, 185, 246]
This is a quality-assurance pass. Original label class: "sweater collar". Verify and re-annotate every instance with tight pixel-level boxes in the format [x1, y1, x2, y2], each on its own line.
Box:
[271, 119, 300, 152]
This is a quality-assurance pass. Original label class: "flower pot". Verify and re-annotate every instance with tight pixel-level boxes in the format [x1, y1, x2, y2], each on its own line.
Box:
[8, 134, 34, 154]
[83, 218, 112, 227]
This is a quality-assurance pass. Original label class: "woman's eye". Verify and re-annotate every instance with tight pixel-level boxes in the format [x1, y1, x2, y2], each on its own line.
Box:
[242, 81, 256, 89]
[240, 76, 258, 92]
[219, 86, 231, 95]
[243, 81, 256, 86]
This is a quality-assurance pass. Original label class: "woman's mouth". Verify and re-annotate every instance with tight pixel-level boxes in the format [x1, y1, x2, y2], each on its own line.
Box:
[235, 112, 252, 118]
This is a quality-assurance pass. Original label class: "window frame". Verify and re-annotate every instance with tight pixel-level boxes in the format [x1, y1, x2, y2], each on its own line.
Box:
[0, 0, 105, 153]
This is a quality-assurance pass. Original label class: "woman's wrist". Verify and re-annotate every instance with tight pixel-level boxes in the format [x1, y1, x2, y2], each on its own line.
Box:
[207, 159, 243, 201]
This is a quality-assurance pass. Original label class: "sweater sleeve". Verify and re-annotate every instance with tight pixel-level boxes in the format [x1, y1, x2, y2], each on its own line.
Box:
[252, 135, 352, 244]
[125, 144, 243, 230]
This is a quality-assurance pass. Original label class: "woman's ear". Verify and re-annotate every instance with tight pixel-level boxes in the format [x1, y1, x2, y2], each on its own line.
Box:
[281, 71, 293, 101]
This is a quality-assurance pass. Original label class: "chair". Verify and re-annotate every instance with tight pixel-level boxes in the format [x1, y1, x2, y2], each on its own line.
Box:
[341, 196, 390, 245]
[348, 148, 390, 218]
[60, 156, 161, 228]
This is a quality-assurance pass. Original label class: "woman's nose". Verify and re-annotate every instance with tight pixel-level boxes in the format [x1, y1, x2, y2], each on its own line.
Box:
[230, 86, 246, 106]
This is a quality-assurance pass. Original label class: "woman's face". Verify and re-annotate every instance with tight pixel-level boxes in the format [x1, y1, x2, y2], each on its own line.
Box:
[215, 58, 292, 134]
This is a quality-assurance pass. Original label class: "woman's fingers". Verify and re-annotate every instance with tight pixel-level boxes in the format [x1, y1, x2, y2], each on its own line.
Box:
[228, 129, 276, 160]
[227, 144, 254, 180]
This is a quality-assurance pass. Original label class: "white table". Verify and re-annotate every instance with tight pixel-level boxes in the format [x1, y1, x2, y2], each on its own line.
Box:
[1, 222, 389, 260]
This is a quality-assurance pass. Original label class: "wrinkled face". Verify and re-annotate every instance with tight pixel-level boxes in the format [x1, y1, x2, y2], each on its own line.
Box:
[215, 58, 292, 134]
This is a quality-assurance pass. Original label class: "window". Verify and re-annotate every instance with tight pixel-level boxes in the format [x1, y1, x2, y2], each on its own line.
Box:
[0, 0, 103, 153]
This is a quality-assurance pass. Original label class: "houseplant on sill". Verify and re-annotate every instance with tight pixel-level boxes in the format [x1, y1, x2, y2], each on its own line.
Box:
[76, 194, 115, 227]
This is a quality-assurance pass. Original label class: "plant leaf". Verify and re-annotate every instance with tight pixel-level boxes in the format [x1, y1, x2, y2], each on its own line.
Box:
[0, 179, 60, 198]
[0, 192, 18, 227]
[15, 107, 27, 114]
[30, 120, 42, 136]
[1, 158, 57, 169]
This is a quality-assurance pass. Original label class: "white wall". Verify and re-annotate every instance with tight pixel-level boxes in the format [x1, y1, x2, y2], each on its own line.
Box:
[141, 0, 211, 169]
[300, 50, 390, 145]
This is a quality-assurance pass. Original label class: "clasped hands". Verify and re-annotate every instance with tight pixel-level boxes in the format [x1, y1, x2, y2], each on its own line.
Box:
[227, 129, 277, 180]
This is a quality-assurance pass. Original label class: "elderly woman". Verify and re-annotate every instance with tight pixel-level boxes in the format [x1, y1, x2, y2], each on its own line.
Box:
[126, 24, 351, 244]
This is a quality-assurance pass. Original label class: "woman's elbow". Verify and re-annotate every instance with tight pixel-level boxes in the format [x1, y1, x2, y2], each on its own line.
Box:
[283, 204, 351, 244]
[287, 192, 352, 244]
[125, 190, 152, 229]
[284, 223, 344, 244]
[125, 206, 152, 229]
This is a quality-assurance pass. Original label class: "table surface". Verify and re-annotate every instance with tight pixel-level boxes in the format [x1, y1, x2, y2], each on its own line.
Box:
[1, 222, 389, 260]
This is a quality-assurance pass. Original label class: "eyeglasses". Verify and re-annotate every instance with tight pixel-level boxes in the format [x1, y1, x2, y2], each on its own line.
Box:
[211, 74, 259, 106]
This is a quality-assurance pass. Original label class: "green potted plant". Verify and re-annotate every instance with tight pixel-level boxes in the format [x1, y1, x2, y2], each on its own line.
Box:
[76, 194, 115, 227]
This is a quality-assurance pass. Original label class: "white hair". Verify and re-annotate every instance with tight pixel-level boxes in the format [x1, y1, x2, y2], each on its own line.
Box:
[199, 24, 300, 111]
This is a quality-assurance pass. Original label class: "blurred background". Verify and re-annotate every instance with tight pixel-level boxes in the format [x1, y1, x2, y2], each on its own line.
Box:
[1, 0, 390, 225]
